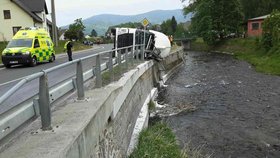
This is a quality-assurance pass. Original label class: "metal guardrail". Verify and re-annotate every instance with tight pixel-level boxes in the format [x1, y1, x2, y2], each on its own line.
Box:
[173, 38, 194, 41]
[0, 44, 145, 140]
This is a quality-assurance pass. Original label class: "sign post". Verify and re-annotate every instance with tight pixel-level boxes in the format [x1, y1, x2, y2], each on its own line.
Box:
[141, 18, 150, 60]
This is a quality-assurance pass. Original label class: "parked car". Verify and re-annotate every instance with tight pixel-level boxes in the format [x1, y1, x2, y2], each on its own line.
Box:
[83, 40, 93, 46]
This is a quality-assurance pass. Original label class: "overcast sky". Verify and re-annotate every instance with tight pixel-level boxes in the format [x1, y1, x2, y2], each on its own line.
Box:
[46, 0, 188, 26]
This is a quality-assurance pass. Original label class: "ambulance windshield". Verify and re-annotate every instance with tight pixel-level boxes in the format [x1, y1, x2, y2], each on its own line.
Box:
[7, 38, 33, 48]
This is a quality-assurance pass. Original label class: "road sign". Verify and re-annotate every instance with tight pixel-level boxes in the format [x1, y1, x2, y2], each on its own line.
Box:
[142, 18, 150, 27]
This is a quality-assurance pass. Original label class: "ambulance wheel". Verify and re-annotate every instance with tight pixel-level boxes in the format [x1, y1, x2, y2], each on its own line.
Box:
[49, 54, 55, 62]
[30, 56, 37, 67]
[4, 64, 11, 68]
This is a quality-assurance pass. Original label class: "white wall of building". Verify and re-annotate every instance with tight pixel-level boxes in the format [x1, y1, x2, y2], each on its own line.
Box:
[35, 12, 49, 32]
[0, 0, 44, 41]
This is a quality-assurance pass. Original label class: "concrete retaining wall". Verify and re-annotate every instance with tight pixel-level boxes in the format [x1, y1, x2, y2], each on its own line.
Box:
[0, 48, 184, 158]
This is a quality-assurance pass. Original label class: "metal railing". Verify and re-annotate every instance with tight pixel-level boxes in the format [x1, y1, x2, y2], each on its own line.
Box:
[0, 44, 145, 140]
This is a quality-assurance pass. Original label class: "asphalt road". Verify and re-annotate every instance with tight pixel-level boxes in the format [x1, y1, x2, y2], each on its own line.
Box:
[0, 44, 113, 84]
[0, 44, 114, 114]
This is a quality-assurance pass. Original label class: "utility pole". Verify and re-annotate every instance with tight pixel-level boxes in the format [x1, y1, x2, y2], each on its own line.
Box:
[51, 0, 58, 46]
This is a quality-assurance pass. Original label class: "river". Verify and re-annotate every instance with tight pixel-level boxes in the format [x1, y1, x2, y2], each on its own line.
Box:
[155, 51, 280, 158]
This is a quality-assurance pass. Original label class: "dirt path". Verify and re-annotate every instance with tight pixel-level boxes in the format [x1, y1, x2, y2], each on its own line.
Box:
[156, 51, 280, 158]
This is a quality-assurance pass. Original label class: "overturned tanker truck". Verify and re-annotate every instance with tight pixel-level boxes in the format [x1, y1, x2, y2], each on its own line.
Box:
[111, 28, 171, 61]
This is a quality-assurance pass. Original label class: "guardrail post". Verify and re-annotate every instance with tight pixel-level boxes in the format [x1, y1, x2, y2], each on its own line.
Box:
[141, 44, 145, 61]
[96, 54, 102, 88]
[132, 45, 135, 60]
[117, 50, 122, 65]
[141, 45, 145, 61]
[139, 46, 142, 61]
[135, 46, 139, 60]
[108, 51, 114, 82]
[139, 46, 142, 60]
[125, 48, 128, 71]
[76, 59, 85, 100]
[138, 46, 140, 60]
[131, 47, 134, 65]
[39, 71, 52, 130]
[134, 47, 137, 60]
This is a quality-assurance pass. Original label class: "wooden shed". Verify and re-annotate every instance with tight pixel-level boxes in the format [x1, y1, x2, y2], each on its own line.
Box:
[247, 15, 269, 37]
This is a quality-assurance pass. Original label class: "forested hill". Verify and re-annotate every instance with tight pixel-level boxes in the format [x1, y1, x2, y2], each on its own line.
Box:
[77, 9, 191, 36]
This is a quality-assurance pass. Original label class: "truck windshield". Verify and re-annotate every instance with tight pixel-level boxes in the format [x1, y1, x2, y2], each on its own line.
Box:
[7, 39, 33, 48]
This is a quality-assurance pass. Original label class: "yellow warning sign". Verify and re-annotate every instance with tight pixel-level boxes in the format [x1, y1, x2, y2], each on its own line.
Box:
[142, 18, 150, 27]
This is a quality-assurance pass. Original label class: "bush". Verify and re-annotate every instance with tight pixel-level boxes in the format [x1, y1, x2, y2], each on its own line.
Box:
[261, 33, 273, 50]
[262, 10, 280, 50]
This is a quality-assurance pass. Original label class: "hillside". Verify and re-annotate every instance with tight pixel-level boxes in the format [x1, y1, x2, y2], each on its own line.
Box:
[62, 9, 191, 36]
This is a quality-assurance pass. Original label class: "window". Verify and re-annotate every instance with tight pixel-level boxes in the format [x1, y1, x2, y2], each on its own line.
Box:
[7, 39, 33, 48]
[46, 40, 51, 47]
[12, 26, 21, 35]
[34, 39, 40, 48]
[252, 23, 259, 30]
[3, 10, 11, 19]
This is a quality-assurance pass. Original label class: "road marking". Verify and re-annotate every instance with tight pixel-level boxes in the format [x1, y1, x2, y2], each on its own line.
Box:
[0, 77, 24, 87]
[0, 64, 26, 71]
[56, 46, 105, 59]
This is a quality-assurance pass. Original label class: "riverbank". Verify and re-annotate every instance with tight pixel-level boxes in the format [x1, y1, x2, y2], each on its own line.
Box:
[191, 38, 280, 75]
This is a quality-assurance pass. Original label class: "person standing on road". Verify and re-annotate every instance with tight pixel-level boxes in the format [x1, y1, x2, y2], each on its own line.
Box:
[64, 40, 73, 61]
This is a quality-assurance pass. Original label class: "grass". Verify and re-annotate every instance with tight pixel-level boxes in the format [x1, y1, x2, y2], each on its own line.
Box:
[129, 122, 205, 158]
[191, 38, 280, 75]
[190, 38, 209, 52]
[129, 122, 182, 158]
[54, 41, 92, 55]
[102, 65, 123, 86]
[235, 50, 280, 75]
[0, 41, 91, 64]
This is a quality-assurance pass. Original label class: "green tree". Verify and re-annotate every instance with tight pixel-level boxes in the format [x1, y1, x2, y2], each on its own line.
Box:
[91, 29, 98, 37]
[161, 19, 173, 35]
[160, 17, 178, 35]
[183, 0, 244, 45]
[262, 10, 280, 50]
[171, 16, 178, 34]
[174, 23, 188, 38]
[240, 0, 280, 20]
[64, 18, 85, 41]
[150, 24, 161, 31]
